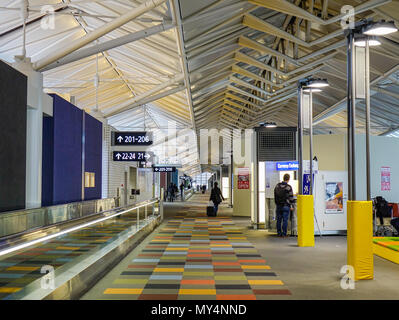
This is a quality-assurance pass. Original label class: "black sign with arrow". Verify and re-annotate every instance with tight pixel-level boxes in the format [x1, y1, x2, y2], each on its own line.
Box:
[153, 166, 176, 173]
[111, 131, 153, 146]
[112, 151, 154, 162]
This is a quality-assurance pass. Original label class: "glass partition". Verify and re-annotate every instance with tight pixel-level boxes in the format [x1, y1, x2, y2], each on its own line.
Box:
[0, 198, 116, 238]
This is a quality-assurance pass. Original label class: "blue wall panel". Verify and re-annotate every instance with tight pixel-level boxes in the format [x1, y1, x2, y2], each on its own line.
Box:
[52, 95, 83, 205]
[172, 171, 178, 186]
[84, 113, 102, 200]
[41, 116, 54, 207]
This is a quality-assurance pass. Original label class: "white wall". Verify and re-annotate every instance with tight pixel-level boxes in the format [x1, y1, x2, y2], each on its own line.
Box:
[304, 133, 399, 203]
[355, 135, 399, 203]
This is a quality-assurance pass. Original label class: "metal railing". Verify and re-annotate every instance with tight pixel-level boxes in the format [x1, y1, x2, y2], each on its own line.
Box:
[2, 196, 164, 300]
[0, 197, 117, 238]
[183, 188, 194, 201]
[0, 196, 163, 258]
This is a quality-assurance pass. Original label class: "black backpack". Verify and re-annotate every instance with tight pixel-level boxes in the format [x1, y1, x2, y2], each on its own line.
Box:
[275, 183, 289, 205]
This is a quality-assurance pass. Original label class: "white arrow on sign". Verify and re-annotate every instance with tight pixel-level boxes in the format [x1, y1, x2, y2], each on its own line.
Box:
[117, 136, 123, 143]
[115, 153, 121, 160]
[145, 153, 150, 159]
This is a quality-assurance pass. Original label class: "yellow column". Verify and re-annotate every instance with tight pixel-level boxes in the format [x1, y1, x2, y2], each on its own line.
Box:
[297, 195, 314, 247]
[347, 201, 373, 280]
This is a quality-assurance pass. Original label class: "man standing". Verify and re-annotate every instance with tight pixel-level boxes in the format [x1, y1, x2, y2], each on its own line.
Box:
[180, 183, 184, 200]
[274, 174, 295, 237]
[168, 183, 175, 202]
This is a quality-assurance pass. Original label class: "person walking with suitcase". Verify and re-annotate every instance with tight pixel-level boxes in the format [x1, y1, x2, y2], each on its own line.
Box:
[210, 182, 225, 216]
[274, 174, 295, 237]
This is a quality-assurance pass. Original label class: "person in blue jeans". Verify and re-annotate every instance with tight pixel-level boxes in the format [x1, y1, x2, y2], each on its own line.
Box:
[210, 182, 225, 215]
[274, 174, 295, 237]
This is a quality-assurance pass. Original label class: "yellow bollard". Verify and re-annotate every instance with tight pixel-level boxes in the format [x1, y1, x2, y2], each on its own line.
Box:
[297, 195, 314, 247]
[347, 201, 373, 280]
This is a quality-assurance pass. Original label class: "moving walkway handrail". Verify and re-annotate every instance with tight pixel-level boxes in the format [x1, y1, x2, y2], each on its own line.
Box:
[0, 197, 162, 258]
[0, 197, 117, 238]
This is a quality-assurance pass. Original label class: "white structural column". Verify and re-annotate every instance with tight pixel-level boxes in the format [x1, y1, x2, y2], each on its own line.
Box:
[33, 0, 168, 71]
[13, 57, 52, 209]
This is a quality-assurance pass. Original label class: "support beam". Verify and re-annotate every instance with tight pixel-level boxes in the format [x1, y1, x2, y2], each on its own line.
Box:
[230, 75, 272, 96]
[238, 35, 299, 66]
[40, 23, 174, 71]
[106, 72, 183, 115]
[105, 85, 185, 117]
[227, 85, 267, 104]
[232, 65, 283, 88]
[248, 0, 391, 25]
[34, 0, 168, 70]
[314, 64, 399, 125]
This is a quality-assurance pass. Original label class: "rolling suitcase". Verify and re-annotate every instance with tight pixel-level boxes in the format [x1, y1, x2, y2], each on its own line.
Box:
[207, 202, 215, 217]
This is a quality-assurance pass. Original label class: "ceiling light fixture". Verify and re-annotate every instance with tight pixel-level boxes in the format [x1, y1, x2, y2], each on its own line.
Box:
[354, 35, 381, 47]
[307, 78, 329, 88]
[303, 87, 322, 93]
[363, 20, 398, 36]
[265, 122, 277, 128]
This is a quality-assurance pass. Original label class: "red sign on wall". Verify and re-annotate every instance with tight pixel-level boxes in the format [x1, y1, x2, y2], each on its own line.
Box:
[238, 167, 250, 189]
[381, 166, 391, 191]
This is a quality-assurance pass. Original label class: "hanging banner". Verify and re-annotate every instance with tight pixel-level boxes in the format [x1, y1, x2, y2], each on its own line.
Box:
[302, 174, 314, 195]
[381, 166, 391, 191]
[237, 167, 250, 189]
[325, 182, 344, 214]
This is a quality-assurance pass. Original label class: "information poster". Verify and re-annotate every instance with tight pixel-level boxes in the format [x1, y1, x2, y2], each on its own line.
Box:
[238, 167, 250, 189]
[381, 166, 391, 191]
[325, 182, 344, 214]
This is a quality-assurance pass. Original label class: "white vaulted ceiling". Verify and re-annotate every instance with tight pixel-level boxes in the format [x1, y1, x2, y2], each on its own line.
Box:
[0, 0, 399, 175]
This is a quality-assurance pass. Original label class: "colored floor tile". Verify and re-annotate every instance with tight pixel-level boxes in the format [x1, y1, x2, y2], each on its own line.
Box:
[98, 194, 291, 300]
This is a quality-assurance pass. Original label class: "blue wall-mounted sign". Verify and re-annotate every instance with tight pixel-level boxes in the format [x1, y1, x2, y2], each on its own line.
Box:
[112, 151, 153, 162]
[276, 161, 299, 171]
[112, 131, 153, 146]
[303, 174, 315, 195]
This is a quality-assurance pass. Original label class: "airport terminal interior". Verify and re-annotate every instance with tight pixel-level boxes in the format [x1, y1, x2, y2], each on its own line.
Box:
[1, 0, 399, 303]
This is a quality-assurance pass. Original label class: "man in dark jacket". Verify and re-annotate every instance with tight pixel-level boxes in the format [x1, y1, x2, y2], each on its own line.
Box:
[210, 182, 225, 215]
[180, 183, 184, 200]
[168, 183, 175, 202]
[274, 174, 295, 237]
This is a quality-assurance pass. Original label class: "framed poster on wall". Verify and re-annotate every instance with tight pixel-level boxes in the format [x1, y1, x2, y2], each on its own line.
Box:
[237, 167, 250, 189]
[381, 166, 391, 191]
[325, 182, 343, 214]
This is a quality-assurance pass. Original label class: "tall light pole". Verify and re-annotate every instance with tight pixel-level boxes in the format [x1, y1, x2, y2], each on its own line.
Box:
[297, 78, 328, 247]
[344, 19, 397, 281]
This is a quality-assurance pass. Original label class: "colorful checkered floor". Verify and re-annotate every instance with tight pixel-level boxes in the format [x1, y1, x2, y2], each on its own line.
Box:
[99, 197, 291, 300]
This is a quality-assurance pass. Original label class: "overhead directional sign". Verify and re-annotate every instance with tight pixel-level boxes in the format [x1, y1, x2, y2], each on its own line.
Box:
[112, 131, 153, 146]
[112, 151, 153, 162]
[153, 166, 176, 173]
